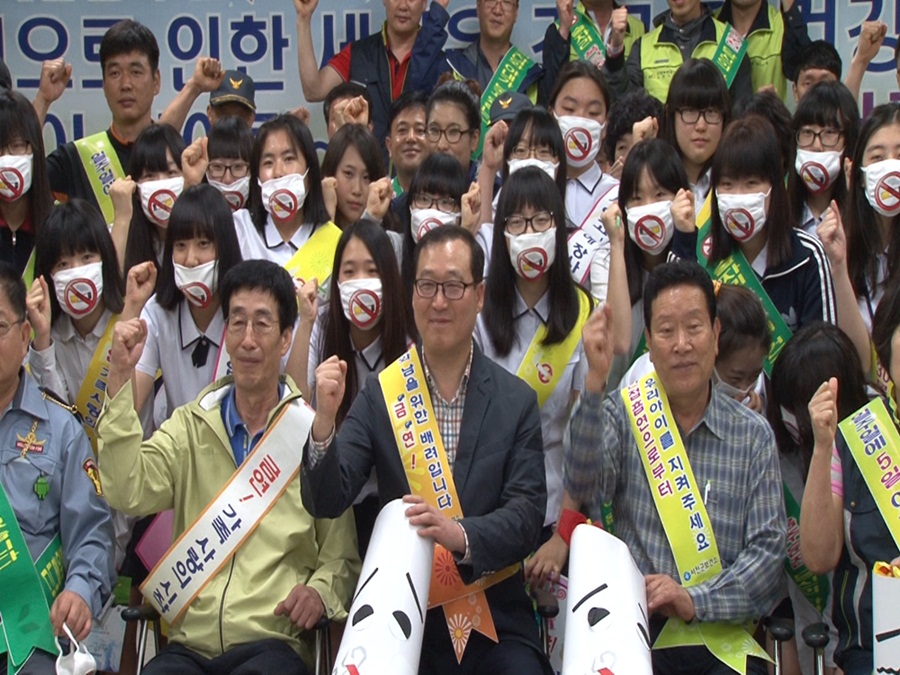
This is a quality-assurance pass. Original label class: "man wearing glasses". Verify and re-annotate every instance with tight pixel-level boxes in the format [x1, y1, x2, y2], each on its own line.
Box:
[304, 226, 551, 674]
[97, 260, 359, 675]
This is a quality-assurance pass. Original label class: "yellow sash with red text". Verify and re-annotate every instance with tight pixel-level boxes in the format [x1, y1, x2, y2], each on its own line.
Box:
[379, 348, 518, 662]
[282, 222, 342, 300]
[74, 313, 119, 452]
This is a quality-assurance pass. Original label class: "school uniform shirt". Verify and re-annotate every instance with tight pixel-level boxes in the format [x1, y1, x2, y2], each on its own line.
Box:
[799, 201, 825, 237]
[858, 252, 888, 334]
[474, 290, 587, 527]
[136, 296, 226, 418]
[691, 168, 712, 209]
[565, 162, 620, 237]
[232, 208, 314, 266]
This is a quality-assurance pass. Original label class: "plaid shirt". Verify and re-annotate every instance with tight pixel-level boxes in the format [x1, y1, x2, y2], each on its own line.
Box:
[564, 386, 786, 623]
[421, 344, 473, 472]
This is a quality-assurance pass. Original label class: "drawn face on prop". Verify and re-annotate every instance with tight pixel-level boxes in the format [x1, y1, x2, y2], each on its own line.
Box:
[332, 499, 434, 675]
[563, 525, 652, 675]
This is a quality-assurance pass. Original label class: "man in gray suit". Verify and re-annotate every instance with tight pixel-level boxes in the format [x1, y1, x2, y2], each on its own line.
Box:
[302, 225, 550, 674]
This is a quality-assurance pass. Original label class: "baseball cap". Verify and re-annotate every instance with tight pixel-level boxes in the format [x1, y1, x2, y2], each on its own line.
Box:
[210, 70, 256, 111]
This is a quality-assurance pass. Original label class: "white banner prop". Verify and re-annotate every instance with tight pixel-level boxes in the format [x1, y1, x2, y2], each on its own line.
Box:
[332, 499, 434, 675]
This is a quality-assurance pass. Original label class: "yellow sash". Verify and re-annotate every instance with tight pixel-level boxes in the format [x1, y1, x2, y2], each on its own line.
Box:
[517, 290, 591, 408]
[379, 348, 518, 662]
[282, 222, 342, 299]
[839, 397, 900, 548]
[75, 314, 119, 452]
[622, 372, 770, 673]
[74, 131, 126, 224]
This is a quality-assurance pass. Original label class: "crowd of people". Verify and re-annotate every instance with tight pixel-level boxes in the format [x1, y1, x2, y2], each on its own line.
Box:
[1, 1, 899, 674]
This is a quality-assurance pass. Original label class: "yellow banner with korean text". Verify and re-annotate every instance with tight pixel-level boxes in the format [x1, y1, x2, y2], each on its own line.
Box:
[379, 348, 518, 662]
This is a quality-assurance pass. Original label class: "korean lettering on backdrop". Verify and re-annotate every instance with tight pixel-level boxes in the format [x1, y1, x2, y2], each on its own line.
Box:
[2, 0, 898, 153]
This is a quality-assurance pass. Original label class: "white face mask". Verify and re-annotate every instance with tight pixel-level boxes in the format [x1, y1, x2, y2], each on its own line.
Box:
[53, 261, 104, 319]
[626, 200, 674, 255]
[712, 367, 754, 404]
[410, 208, 459, 243]
[208, 175, 250, 211]
[55, 623, 97, 675]
[861, 159, 900, 217]
[339, 277, 384, 331]
[716, 188, 771, 243]
[139, 176, 184, 227]
[174, 258, 218, 309]
[795, 149, 842, 195]
[259, 172, 308, 223]
[555, 115, 603, 169]
[780, 405, 802, 446]
[505, 229, 557, 280]
[0, 154, 33, 202]
[508, 157, 559, 180]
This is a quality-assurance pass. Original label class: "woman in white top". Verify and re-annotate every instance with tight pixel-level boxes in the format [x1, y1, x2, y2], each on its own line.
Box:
[475, 168, 594, 547]
[134, 184, 243, 418]
[233, 114, 332, 266]
[299, 219, 411, 555]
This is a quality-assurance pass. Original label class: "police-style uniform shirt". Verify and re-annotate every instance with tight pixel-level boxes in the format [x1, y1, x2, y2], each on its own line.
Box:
[474, 290, 587, 527]
[0, 370, 115, 616]
[137, 296, 226, 419]
[232, 209, 314, 267]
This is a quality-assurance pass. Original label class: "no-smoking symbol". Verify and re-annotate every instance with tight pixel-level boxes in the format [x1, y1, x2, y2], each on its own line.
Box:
[348, 289, 381, 329]
[537, 362, 553, 384]
[182, 282, 212, 309]
[724, 208, 756, 242]
[875, 172, 900, 213]
[800, 161, 829, 194]
[564, 128, 592, 163]
[148, 189, 177, 224]
[634, 215, 666, 250]
[417, 218, 442, 242]
[270, 189, 299, 221]
[64, 278, 98, 316]
[223, 191, 245, 211]
[0, 167, 25, 200]
[516, 247, 549, 280]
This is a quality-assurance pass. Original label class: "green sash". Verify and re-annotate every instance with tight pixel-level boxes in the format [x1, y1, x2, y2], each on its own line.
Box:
[782, 484, 829, 613]
[0, 482, 62, 674]
[709, 24, 748, 89]
[391, 176, 404, 199]
[74, 132, 126, 224]
[564, 2, 607, 67]
[473, 46, 534, 159]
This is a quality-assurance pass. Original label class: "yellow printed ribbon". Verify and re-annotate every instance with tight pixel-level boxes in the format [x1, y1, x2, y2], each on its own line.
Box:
[622, 372, 770, 674]
[379, 348, 518, 662]
[839, 397, 900, 550]
[74, 314, 119, 452]
[74, 131, 126, 225]
[516, 290, 591, 408]
[282, 222, 342, 300]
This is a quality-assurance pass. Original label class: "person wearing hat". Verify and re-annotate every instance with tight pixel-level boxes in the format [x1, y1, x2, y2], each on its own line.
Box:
[208, 70, 256, 127]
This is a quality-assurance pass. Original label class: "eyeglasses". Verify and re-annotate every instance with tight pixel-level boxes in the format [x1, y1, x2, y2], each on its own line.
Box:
[207, 161, 250, 180]
[414, 279, 476, 300]
[796, 127, 843, 149]
[226, 315, 277, 336]
[425, 126, 472, 144]
[510, 145, 556, 161]
[504, 211, 554, 235]
[412, 193, 460, 213]
[483, 0, 517, 10]
[1, 140, 30, 156]
[0, 319, 23, 338]
[676, 108, 723, 126]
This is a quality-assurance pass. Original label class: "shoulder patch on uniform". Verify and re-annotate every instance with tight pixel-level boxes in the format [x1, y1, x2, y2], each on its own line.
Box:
[83, 458, 103, 496]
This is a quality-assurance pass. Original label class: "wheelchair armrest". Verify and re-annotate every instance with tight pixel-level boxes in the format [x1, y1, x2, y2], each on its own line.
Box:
[801, 622, 830, 650]
[763, 616, 794, 643]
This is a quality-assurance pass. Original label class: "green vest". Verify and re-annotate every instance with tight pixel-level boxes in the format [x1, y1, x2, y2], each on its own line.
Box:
[640, 17, 731, 103]
[744, 4, 785, 100]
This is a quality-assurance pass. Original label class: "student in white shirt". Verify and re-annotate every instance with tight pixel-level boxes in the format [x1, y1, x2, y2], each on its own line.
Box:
[233, 114, 332, 266]
[296, 219, 411, 555]
[134, 184, 243, 418]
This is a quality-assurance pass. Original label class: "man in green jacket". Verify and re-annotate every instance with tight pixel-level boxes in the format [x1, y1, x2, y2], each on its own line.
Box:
[97, 260, 360, 675]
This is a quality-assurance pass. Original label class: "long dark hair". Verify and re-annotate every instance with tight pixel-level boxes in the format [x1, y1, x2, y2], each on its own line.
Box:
[787, 81, 859, 223]
[248, 114, 330, 234]
[708, 115, 793, 269]
[321, 221, 409, 425]
[617, 139, 690, 305]
[123, 123, 185, 275]
[548, 60, 610, 114]
[846, 103, 900, 299]
[501, 107, 568, 202]
[716, 284, 771, 359]
[0, 89, 52, 233]
[207, 115, 253, 164]
[156, 184, 243, 311]
[483, 168, 590, 356]
[769, 322, 869, 471]
[35, 200, 125, 325]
